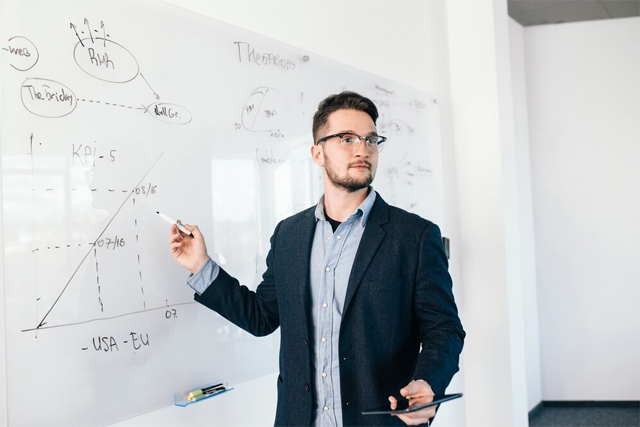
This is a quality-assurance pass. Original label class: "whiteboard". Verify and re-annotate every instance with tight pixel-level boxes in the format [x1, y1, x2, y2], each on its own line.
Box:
[0, 1, 443, 425]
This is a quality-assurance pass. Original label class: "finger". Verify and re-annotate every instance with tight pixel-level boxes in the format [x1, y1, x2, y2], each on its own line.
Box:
[183, 223, 203, 239]
[388, 396, 397, 410]
[402, 381, 434, 399]
[396, 408, 435, 426]
[395, 413, 425, 426]
[407, 391, 435, 401]
[400, 382, 419, 397]
[173, 220, 188, 237]
[170, 229, 187, 242]
[400, 385, 413, 398]
[169, 229, 183, 244]
[398, 403, 437, 426]
[172, 224, 189, 240]
[406, 405, 436, 417]
[170, 242, 182, 251]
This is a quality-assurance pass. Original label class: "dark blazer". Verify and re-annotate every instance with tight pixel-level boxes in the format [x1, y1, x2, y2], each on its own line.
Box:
[195, 193, 465, 426]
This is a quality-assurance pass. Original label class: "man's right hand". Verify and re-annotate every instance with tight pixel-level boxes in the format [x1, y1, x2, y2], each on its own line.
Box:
[168, 222, 209, 274]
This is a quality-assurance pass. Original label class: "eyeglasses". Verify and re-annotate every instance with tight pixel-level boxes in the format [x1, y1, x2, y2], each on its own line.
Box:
[315, 133, 387, 153]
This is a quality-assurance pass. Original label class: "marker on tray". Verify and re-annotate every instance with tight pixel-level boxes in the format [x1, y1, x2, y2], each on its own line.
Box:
[188, 387, 226, 401]
[175, 383, 232, 407]
[188, 383, 225, 401]
[157, 211, 194, 237]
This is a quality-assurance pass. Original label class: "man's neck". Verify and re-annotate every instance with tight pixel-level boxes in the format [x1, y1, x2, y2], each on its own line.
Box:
[323, 184, 370, 222]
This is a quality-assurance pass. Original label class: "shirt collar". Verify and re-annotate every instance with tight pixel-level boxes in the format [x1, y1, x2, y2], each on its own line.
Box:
[314, 187, 377, 228]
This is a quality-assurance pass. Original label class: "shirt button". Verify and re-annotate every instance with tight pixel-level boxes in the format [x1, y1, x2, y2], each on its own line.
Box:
[322, 372, 327, 378]
[322, 303, 328, 308]
[321, 337, 327, 343]
[336, 235, 342, 240]
[325, 266, 331, 272]
[323, 406, 329, 412]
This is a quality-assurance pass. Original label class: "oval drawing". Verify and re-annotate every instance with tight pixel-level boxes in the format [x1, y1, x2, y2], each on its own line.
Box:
[146, 102, 192, 125]
[73, 38, 139, 83]
[241, 87, 291, 132]
[6, 36, 39, 71]
[21, 78, 77, 118]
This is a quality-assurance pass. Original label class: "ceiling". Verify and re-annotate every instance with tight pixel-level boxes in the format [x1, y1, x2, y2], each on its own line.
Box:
[508, 0, 640, 26]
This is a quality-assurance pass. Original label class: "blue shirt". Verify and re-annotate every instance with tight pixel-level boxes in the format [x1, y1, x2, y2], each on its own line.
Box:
[308, 188, 376, 426]
[187, 188, 377, 427]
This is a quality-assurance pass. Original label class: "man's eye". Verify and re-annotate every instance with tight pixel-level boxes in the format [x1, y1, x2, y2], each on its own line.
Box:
[342, 136, 360, 144]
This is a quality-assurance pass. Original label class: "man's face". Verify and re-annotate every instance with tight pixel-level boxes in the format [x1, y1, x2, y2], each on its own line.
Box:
[312, 109, 379, 193]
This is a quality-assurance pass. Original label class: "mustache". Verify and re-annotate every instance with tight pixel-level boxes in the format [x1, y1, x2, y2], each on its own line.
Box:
[349, 160, 372, 168]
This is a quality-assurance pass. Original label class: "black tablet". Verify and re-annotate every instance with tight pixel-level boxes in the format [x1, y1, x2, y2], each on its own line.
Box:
[362, 393, 463, 415]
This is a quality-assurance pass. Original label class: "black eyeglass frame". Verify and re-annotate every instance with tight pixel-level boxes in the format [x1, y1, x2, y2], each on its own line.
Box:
[315, 132, 387, 153]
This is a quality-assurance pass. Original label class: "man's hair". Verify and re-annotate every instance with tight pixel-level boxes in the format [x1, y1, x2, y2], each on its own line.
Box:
[312, 91, 379, 143]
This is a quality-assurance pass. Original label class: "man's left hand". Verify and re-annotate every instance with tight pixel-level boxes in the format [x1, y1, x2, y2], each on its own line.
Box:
[388, 380, 436, 426]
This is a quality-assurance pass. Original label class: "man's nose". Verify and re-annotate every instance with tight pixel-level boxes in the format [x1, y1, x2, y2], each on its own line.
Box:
[354, 138, 369, 157]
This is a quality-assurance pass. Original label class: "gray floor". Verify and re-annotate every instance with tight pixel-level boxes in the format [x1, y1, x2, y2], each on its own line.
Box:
[529, 403, 640, 427]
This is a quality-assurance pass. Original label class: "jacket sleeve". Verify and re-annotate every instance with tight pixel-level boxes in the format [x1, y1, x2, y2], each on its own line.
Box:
[412, 223, 465, 395]
[194, 221, 281, 337]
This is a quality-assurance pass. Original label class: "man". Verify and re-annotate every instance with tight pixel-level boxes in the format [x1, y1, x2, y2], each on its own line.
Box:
[169, 91, 464, 426]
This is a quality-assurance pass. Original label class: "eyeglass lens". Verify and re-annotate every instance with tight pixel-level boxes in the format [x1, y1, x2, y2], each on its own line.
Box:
[341, 134, 385, 153]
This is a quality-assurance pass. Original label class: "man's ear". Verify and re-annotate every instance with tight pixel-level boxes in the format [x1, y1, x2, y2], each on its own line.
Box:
[311, 144, 324, 167]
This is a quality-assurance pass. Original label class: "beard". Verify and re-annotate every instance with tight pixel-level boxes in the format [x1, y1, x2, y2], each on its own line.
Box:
[324, 151, 376, 193]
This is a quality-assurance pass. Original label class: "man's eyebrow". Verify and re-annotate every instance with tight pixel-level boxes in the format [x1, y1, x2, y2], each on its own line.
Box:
[337, 129, 378, 136]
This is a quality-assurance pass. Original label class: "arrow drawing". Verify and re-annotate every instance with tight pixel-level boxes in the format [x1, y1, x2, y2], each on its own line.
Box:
[70, 23, 84, 47]
[140, 73, 160, 100]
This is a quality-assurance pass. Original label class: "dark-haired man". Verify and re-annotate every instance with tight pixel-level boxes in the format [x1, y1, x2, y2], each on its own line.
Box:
[169, 91, 464, 426]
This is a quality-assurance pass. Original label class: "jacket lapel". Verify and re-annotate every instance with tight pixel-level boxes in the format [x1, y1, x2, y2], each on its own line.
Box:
[343, 194, 389, 317]
[293, 207, 317, 329]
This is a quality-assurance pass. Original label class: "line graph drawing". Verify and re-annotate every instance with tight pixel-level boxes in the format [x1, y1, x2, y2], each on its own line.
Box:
[22, 302, 196, 333]
[32, 152, 164, 331]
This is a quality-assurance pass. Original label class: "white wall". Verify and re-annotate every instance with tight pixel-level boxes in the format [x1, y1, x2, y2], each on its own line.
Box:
[508, 17, 543, 411]
[446, 0, 532, 425]
[525, 17, 640, 401]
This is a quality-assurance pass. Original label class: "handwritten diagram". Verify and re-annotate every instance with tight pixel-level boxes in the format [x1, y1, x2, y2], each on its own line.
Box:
[2, 35, 39, 71]
[364, 83, 437, 213]
[11, 19, 192, 124]
[25, 151, 169, 333]
[385, 151, 432, 208]
[241, 86, 291, 135]
[0, 17, 207, 339]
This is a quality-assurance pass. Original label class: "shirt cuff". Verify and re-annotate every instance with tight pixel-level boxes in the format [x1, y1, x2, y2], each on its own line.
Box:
[186, 257, 220, 295]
